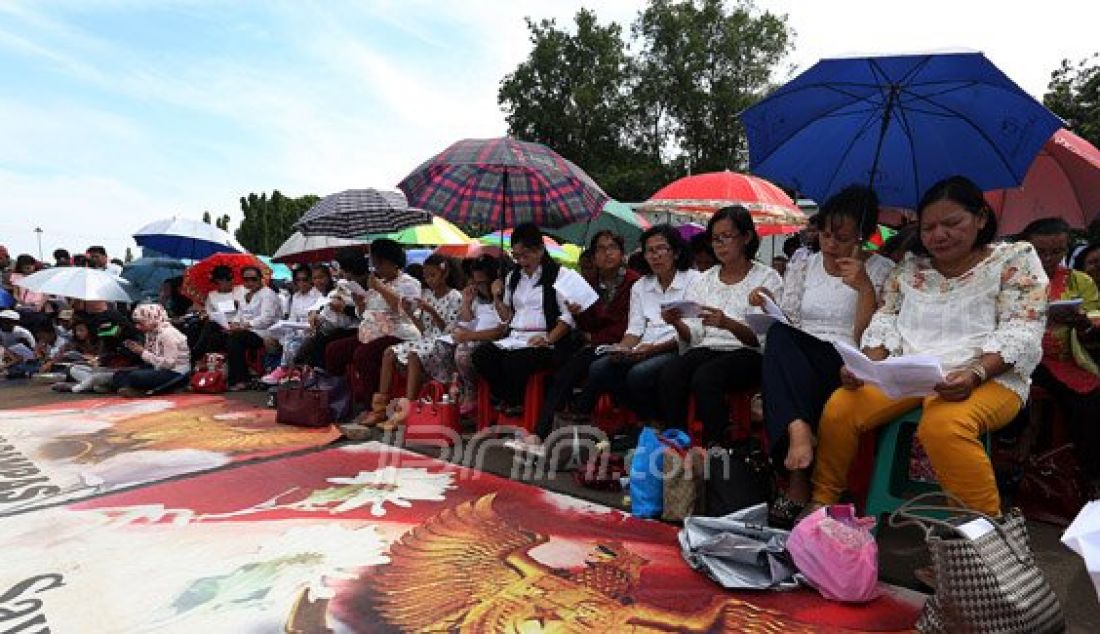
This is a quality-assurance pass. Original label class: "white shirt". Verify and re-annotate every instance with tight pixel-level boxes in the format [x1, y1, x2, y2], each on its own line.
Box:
[683, 262, 783, 350]
[238, 286, 283, 337]
[287, 288, 323, 323]
[626, 268, 701, 345]
[861, 242, 1048, 402]
[781, 252, 895, 346]
[204, 286, 247, 317]
[503, 265, 577, 335]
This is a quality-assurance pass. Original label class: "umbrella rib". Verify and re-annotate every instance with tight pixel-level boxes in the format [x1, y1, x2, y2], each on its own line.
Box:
[891, 97, 924, 206]
[820, 98, 887, 197]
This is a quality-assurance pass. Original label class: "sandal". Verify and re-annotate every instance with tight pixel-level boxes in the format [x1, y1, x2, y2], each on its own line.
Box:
[378, 397, 410, 432]
[769, 494, 807, 530]
[355, 392, 391, 427]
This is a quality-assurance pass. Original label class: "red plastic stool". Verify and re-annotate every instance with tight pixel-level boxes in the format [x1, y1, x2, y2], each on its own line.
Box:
[593, 394, 637, 434]
[686, 389, 756, 446]
[477, 370, 551, 434]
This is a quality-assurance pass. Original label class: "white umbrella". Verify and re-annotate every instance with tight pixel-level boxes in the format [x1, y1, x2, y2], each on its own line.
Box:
[134, 217, 245, 260]
[15, 267, 133, 302]
[271, 232, 367, 264]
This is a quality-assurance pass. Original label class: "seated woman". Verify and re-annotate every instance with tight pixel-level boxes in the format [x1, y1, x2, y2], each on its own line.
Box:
[11, 254, 47, 311]
[1075, 243, 1100, 291]
[661, 206, 783, 445]
[327, 241, 421, 423]
[225, 265, 282, 391]
[569, 225, 699, 428]
[261, 264, 324, 384]
[809, 176, 1048, 519]
[375, 255, 463, 428]
[114, 303, 191, 396]
[755, 185, 895, 515]
[1018, 218, 1100, 482]
[533, 230, 639, 440]
[159, 276, 193, 320]
[189, 265, 245, 361]
[473, 223, 584, 435]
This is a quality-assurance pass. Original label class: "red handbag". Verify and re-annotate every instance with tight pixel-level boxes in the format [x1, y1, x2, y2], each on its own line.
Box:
[1016, 444, 1090, 526]
[275, 368, 336, 428]
[189, 353, 227, 394]
[404, 382, 461, 446]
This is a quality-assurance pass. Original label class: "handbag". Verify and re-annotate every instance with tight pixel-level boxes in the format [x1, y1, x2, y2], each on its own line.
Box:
[403, 382, 461, 446]
[1016, 443, 1090, 526]
[189, 353, 227, 394]
[275, 368, 347, 428]
[703, 439, 775, 517]
[889, 492, 1064, 633]
[662, 434, 706, 522]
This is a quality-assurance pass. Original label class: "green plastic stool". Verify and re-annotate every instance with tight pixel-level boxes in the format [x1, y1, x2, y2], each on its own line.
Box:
[863, 407, 992, 533]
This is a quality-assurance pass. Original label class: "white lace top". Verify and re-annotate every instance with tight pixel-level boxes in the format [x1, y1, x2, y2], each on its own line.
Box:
[861, 241, 1048, 402]
[780, 252, 895, 346]
[683, 262, 783, 350]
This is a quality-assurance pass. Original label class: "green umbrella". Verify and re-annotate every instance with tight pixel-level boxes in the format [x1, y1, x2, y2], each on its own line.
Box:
[548, 201, 651, 252]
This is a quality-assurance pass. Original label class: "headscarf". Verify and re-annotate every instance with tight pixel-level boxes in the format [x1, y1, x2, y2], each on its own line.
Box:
[132, 303, 169, 330]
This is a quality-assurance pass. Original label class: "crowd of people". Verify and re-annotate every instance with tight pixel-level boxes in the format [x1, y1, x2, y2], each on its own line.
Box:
[2, 173, 1099, 523]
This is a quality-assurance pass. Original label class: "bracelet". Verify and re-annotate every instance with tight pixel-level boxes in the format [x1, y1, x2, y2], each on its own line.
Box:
[968, 363, 988, 384]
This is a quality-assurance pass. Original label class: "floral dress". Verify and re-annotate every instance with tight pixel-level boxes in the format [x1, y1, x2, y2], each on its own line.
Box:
[391, 288, 461, 368]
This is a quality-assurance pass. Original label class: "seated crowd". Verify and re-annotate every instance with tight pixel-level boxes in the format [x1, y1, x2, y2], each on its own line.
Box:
[2, 174, 1099, 521]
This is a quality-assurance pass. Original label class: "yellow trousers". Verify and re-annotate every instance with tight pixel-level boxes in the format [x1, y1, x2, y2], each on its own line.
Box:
[811, 381, 1022, 516]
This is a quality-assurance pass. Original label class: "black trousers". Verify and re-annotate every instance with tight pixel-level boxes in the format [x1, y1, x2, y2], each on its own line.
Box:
[226, 330, 265, 385]
[472, 344, 555, 408]
[1032, 363, 1100, 478]
[760, 323, 844, 462]
[189, 320, 227, 362]
[659, 346, 762, 445]
[535, 345, 598, 438]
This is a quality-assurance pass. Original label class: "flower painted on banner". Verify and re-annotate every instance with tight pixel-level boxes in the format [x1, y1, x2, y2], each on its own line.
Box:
[298, 466, 455, 516]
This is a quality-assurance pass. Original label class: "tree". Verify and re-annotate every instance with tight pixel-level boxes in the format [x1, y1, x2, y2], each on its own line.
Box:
[497, 1, 793, 200]
[234, 191, 319, 254]
[216, 214, 231, 231]
[1044, 54, 1100, 147]
[124, 247, 133, 263]
[633, 0, 793, 175]
[202, 211, 212, 224]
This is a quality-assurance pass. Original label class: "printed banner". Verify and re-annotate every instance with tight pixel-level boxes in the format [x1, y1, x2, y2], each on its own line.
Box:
[0, 395, 340, 515]
[0, 442, 922, 632]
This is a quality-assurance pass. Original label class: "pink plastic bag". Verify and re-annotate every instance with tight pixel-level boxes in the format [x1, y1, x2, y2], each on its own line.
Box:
[787, 504, 881, 603]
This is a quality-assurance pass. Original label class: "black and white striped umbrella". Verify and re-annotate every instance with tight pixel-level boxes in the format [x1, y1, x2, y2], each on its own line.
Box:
[294, 189, 432, 238]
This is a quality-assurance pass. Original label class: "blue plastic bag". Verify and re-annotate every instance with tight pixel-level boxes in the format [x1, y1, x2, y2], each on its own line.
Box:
[630, 426, 664, 518]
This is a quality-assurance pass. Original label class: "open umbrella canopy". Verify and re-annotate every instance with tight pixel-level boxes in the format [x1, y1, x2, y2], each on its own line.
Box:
[294, 189, 432, 238]
[367, 215, 474, 246]
[181, 253, 271, 304]
[271, 232, 368, 264]
[121, 257, 187, 302]
[257, 256, 292, 281]
[549, 201, 651, 252]
[639, 171, 804, 227]
[477, 230, 573, 263]
[987, 128, 1100, 235]
[740, 51, 1063, 209]
[134, 217, 245, 260]
[397, 137, 608, 229]
[15, 267, 132, 302]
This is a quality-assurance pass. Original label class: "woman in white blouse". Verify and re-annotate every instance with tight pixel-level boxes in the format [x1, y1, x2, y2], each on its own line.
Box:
[753, 185, 894, 516]
[226, 265, 283, 390]
[662, 206, 783, 445]
[571, 224, 701, 425]
[260, 264, 324, 384]
[809, 176, 1048, 518]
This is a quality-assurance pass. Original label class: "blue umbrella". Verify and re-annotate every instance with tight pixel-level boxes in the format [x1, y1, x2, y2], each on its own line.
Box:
[134, 217, 246, 260]
[121, 257, 187, 302]
[257, 255, 292, 281]
[740, 51, 1063, 209]
[0, 287, 13, 309]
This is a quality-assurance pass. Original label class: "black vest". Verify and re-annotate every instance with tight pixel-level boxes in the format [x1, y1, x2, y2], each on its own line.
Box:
[507, 260, 562, 330]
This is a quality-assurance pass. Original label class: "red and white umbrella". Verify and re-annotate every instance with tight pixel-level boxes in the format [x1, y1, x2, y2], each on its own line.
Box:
[638, 170, 806, 232]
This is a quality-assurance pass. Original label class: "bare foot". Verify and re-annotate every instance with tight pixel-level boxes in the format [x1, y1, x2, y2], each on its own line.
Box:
[785, 420, 815, 471]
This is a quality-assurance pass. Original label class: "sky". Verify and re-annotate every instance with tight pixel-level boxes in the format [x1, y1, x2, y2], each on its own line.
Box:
[0, 0, 1097, 260]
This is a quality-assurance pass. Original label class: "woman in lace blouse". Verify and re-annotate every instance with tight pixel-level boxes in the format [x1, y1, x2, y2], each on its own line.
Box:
[809, 176, 1048, 517]
[754, 185, 895, 514]
[661, 206, 783, 445]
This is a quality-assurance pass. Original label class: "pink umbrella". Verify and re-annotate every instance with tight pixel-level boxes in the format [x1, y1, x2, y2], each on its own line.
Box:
[986, 129, 1100, 235]
[638, 170, 806, 230]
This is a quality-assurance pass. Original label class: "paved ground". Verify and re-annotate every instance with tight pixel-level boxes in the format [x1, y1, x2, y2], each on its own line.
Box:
[3, 380, 1098, 631]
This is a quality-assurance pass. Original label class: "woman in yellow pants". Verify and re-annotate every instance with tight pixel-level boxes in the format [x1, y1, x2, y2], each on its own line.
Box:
[810, 176, 1048, 517]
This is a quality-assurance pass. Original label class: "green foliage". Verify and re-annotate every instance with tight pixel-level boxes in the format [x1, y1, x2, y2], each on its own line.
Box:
[215, 214, 230, 231]
[201, 211, 212, 224]
[124, 247, 133, 263]
[498, 0, 793, 200]
[234, 191, 320, 255]
[1044, 54, 1100, 148]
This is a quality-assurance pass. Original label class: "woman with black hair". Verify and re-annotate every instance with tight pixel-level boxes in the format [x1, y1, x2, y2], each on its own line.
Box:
[189, 264, 244, 361]
[473, 222, 590, 427]
[441, 255, 508, 415]
[226, 264, 282, 390]
[568, 224, 700, 427]
[311, 263, 335, 296]
[11, 254, 46, 310]
[661, 206, 783, 445]
[810, 175, 1048, 518]
[754, 185, 895, 515]
[159, 276, 193, 319]
[1076, 242, 1100, 289]
[327, 240, 422, 424]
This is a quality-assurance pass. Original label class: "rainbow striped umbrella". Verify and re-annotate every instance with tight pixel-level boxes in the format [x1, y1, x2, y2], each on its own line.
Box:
[367, 215, 473, 246]
[478, 230, 574, 263]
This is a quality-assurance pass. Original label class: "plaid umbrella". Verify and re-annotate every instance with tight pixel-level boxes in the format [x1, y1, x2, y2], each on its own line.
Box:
[294, 189, 432, 238]
[181, 253, 271, 304]
[397, 137, 608, 229]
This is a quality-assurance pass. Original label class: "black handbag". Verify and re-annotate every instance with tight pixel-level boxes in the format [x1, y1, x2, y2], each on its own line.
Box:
[703, 440, 775, 517]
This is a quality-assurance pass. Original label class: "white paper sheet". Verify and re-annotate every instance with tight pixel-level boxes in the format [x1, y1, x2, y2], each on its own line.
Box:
[493, 334, 536, 350]
[744, 313, 782, 336]
[833, 341, 946, 399]
[214, 300, 236, 314]
[436, 334, 455, 345]
[343, 280, 369, 297]
[760, 293, 788, 322]
[553, 274, 599, 311]
[594, 344, 631, 355]
[208, 310, 230, 330]
[659, 300, 702, 318]
[1062, 500, 1100, 602]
